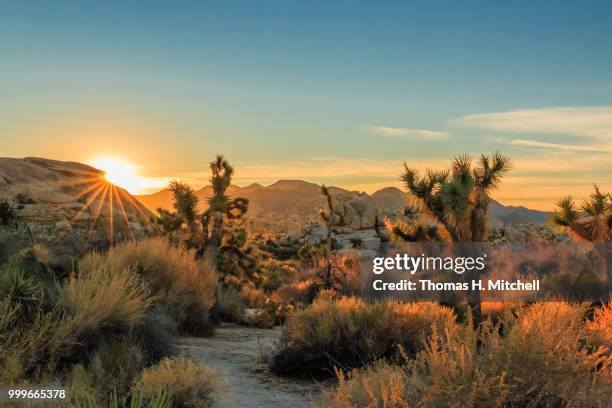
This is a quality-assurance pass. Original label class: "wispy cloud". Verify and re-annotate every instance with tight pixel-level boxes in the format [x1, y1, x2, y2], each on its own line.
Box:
[363, 125, 448, 140]
[509, 139, 612, 152]
[458, 106, 612, 139]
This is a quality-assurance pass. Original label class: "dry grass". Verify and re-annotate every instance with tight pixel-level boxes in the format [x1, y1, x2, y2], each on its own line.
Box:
[322, 361, 410, 407]
[588, 302, 612, 350]
[62, 266, 151, 335]
[323, 302, 612, 408]
[134, 357, 219, 408]
[273, 295, 456, 376]
[79, 238, 216, 334]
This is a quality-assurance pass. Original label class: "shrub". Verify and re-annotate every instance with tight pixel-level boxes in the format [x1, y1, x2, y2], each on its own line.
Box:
[588, 302, 612, 350]
[61, 266, 151, 338]
[272, 296, 456, 376]
[133, 306, 178, 364]
[67, 337, 146, 403]
[134, 357, 218, 408]
[324, 302, 612, 408]
[79, 238, 216, 335]
[214, 285, 246, 322]
[0, 199, 14, 225]
[322, 361, 410, 407]
[0, 266, 149, 382]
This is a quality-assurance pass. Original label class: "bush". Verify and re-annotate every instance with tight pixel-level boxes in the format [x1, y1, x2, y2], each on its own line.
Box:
[133, 306, 178, 364]
[214, 285, 246, 322]
[61, 266, 151, 338]
[0, 199, 14, 225]
[324, 302, 612, 408]
[272, 295, 456, 376]
[67, 337, 146, 403]
[588, 302, 611, 350]
[322, 361, 410, 407]
[79, 238, 216, 335]
[134, 357, 218, 408]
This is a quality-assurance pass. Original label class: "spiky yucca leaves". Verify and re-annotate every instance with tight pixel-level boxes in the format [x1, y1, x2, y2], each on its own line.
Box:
[154, 208, 183, 237]
[399, 152, 511, 243]
[166, 155, 248, 260]
[397, 153, 511, 322]
[552, 185, 611, 285]
[169, 181, 199, 236]
[0, 264, 42, 322]
[389, 218, 441, 242]
[552, 184, 611, 242]
[205, 155, 249, 258]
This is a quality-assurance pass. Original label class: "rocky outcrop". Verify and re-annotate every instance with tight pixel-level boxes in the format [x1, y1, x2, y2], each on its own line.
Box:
[0, 157, 155, 268]
[330, 196, 378, 230]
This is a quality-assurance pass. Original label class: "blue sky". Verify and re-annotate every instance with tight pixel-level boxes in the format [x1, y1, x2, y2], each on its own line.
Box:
[1, 1, 611, 208]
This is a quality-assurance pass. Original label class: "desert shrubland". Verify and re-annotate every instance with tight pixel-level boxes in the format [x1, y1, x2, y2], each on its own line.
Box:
[272, 294, 456, 376]
[323, 302, 612, 408]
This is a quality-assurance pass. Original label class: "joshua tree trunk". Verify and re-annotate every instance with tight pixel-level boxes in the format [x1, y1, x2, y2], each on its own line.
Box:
[205, 211, 224, 260]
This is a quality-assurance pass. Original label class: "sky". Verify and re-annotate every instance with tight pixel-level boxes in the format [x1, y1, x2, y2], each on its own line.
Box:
[1, 1, 611, 209]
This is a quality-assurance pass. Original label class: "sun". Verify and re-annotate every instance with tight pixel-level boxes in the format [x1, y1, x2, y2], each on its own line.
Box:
[90, 157, 168, 195]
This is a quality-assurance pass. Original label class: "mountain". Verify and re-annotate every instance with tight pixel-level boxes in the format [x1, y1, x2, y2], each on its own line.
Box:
[0, 157, 155, 267]
[136, 180, 550, 233]
[489, 200, 550, 226]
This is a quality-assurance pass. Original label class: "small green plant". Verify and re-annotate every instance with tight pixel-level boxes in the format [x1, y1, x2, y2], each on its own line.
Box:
[0, 264, 41, 321]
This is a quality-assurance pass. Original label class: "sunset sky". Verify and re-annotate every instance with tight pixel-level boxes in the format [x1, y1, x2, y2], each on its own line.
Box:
[2, 1, 611, 209]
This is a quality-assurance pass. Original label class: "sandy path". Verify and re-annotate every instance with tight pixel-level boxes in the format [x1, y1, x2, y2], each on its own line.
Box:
[177, 324, 322, 407]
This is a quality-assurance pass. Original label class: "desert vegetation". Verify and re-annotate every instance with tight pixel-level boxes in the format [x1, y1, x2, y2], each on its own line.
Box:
[322, 302, 612, 408]
[0, 153, 610, 407]
[0, 237, 218, 406]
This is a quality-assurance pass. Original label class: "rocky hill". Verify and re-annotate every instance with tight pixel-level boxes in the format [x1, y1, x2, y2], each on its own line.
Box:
[0, 157, 155, 268]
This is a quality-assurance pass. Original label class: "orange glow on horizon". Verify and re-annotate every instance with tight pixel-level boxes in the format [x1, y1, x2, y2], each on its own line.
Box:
[90, 157, 169, 195]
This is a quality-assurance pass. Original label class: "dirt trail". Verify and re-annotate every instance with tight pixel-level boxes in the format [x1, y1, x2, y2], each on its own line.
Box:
[177, 324, 323, 407]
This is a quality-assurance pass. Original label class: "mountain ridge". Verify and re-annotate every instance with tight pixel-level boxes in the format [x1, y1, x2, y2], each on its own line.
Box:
[136, 180, 550, 233]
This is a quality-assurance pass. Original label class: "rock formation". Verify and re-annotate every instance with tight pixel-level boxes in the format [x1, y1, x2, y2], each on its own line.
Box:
[0, 157, 155, 268]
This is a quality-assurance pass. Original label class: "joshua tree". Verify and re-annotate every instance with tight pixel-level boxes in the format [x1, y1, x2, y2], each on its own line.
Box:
[202, 155, 249, 259]
[167, 155, 249, 260]
[551, 184, 611, 283]
[397, 152, 512, 321]
[169, 181, 199, 237]
[399, 153, 511, 243]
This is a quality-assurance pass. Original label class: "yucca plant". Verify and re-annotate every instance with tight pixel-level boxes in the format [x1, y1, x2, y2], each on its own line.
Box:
[394, 152, 512, 321]
[166, 155, 249, 261]
[0, 264, 41, 322]
[551, 184, 611, 285]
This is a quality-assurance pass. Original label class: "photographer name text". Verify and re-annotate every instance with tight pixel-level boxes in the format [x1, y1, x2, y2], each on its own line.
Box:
[372, 279, 540, 292]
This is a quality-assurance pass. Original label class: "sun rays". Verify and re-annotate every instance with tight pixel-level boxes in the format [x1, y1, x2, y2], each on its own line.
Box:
[52, 167, 158, 246]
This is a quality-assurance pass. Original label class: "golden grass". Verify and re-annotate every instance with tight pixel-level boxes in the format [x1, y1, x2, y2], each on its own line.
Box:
[62, 266, 151, 334]
[323, 302, 612, 408]
[79, 238, 216, 334]
[134, 357, 218, 408]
